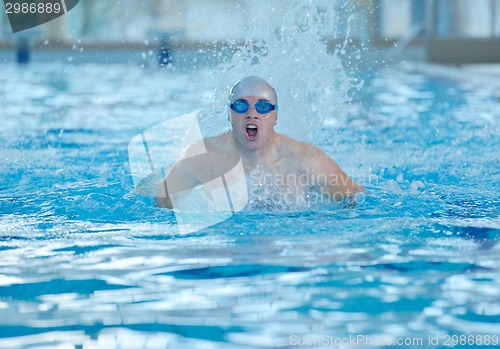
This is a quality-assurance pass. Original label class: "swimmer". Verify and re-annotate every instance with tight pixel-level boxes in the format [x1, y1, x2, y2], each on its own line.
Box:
[153, 75, 363, 209]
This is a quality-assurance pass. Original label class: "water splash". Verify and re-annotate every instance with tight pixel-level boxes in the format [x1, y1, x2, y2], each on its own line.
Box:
[198, 0, 361, 143]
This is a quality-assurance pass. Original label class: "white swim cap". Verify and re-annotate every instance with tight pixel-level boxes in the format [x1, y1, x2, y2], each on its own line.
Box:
[229, 76, 277, 105]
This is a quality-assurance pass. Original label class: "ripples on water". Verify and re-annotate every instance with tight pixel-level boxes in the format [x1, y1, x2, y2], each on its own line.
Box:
[1, 15, 500, 349]
[1, 61, 498, 348]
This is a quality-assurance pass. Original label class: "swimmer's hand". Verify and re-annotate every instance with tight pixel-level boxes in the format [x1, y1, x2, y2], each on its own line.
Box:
[135, 166, 197, 209]
[342, 189, 365, 208]
[135, 171, 164, 197]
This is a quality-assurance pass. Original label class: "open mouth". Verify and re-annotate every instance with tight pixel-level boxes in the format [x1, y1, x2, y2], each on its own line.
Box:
[245, 124, 258, 140]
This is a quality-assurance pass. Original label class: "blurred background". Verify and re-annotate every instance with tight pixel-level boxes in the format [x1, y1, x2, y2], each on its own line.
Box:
[1, 0, 500, 65]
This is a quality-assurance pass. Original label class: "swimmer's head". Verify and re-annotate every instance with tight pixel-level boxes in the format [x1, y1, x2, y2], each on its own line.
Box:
[228, 76, 278, 151]
[229, 76, 277, 105]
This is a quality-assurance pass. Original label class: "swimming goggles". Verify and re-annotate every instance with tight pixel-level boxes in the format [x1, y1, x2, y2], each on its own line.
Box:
[230, 99, 278, 114]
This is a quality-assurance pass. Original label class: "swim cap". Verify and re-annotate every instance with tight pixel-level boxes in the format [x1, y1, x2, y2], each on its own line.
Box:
[229, 76, 277, 105]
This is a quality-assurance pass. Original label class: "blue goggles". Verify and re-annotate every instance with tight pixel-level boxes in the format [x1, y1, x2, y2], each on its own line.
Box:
[230, 99, 278, 115]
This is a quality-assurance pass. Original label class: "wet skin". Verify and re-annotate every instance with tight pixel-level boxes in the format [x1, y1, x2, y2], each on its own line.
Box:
[154, 95, 363, 209]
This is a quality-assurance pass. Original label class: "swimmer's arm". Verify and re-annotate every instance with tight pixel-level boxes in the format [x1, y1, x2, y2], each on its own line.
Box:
[136, 170, 164, 197]
[310, 148, 364, 202]
[156, 161, 200, 209]
[156, 140, 213, 209]
[134, 165, 198, 208]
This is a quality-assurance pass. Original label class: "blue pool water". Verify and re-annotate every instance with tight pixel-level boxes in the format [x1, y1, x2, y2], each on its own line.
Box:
[0, 60, 499, 349]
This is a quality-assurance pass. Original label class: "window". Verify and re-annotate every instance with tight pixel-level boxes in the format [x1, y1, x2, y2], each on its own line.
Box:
[434, 0, 499, 38]
[379, 0, 413, 39]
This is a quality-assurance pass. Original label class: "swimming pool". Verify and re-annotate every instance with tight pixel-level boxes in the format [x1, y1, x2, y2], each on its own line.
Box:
[0, 55, 499, 349]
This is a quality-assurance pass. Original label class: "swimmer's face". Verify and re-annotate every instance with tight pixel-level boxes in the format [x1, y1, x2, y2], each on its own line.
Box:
[230, 95, 277, 151]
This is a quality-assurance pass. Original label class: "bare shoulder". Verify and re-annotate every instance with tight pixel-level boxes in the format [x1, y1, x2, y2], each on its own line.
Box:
[174, 132, 237, 182]
[276, 133, 329, 162]
[276, 134, 363, 197]
[201, 132, 233, 152]
[178, 132, 232, 163]
[276, 134, 347, 180]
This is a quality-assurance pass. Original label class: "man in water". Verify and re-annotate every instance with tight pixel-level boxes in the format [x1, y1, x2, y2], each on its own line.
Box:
[154, 75, 363, 209]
